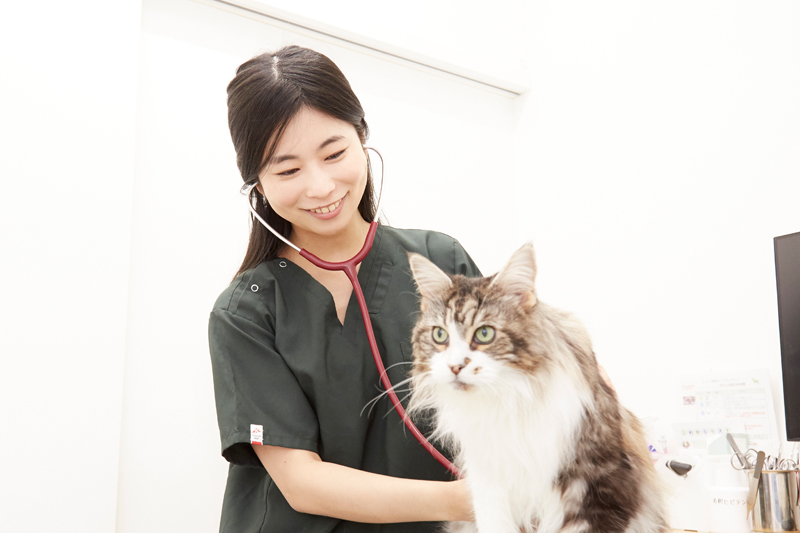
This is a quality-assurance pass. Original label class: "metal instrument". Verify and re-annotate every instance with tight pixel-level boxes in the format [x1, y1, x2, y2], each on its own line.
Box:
[765, 454, 779, 471]
[751, 470, 800, 531]
[732, 450, 789, 473]
[747, 451, 766, 518]
[727, 437, 800, 529]
[732, 447, 760, 471]
[727, 433, 747, 464]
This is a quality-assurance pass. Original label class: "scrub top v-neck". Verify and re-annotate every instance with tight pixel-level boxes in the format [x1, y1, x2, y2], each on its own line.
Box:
[282, 229, 379, 333]
[208, 225, 481, 533]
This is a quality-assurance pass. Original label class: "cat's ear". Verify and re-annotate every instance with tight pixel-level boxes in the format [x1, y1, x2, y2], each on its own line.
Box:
[408, 253, 453, 309]
[491, 243, 537, 309]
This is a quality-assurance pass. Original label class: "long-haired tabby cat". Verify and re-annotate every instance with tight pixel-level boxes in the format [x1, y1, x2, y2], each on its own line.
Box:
[407, 244, 668, 533]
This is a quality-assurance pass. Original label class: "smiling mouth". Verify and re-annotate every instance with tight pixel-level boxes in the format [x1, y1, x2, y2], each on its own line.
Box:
[306, 195, 344, 214]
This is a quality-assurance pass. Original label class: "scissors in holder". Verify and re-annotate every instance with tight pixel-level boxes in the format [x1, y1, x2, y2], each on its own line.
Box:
[731, 448, 759, 470]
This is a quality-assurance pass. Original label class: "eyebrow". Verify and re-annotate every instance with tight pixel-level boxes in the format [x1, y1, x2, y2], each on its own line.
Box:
[270, 135, 346, 165]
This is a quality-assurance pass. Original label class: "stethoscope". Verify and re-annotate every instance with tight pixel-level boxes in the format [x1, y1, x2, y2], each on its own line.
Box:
[240, 147, 460, 477]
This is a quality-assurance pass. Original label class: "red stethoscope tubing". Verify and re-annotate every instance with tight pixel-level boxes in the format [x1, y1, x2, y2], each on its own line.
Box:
[241, 146, 459, 477]
[299, 221, 460, 478]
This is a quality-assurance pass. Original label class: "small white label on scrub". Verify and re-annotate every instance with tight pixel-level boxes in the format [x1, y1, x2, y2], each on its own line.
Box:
[250, 424, 263, 445]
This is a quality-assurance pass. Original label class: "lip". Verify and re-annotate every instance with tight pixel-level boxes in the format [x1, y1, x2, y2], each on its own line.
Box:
[305, 194, 346, 220]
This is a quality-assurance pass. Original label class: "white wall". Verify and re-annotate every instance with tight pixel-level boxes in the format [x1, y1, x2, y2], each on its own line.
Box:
[1, 1, 799, 532]
[224, 0, 529, 92]
[515, 1, 800, 441]
[0, 1, 141, 531]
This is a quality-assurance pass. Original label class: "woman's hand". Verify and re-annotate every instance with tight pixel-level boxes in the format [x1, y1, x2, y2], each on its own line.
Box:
[447, 478, 475, 522]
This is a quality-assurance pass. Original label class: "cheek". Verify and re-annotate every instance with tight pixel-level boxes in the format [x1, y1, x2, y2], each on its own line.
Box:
[262, 178, 302, 214]
[343, 152, 369, 191]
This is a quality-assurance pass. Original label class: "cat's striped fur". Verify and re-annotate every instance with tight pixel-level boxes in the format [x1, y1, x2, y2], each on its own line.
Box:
[407, 244, 668, 533]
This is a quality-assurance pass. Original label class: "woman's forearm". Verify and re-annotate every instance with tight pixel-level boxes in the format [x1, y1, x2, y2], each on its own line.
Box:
[253, 444, 473, 523]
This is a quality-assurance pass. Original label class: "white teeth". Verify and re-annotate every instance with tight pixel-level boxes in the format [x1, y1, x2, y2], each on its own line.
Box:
[311, 198, 341, 214]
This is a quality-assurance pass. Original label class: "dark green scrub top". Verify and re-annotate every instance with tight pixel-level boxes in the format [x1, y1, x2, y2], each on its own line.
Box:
[208, 226, 480, 533]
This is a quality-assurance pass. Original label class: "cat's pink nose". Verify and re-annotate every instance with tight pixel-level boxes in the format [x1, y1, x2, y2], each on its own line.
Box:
[449, 358, 470, 375]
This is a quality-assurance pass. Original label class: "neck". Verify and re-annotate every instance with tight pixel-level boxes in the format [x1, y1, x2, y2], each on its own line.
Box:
[286, 217, 372, 264]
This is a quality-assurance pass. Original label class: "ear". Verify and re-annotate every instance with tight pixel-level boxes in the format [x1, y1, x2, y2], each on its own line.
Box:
[408, 253, 452, 309]
[490, 243, 537, 309]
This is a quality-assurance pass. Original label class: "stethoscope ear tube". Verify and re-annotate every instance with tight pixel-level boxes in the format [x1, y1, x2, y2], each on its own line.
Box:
[366, 147, 384, 221]
[241, 181, 301, 252]
[239, 149, 459, 477]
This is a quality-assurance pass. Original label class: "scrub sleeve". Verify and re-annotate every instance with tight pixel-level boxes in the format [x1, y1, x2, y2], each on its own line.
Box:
[208, 226, 481, 533]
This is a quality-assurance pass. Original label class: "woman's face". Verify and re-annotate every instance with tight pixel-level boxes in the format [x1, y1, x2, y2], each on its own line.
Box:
[257, 106, 368, 242]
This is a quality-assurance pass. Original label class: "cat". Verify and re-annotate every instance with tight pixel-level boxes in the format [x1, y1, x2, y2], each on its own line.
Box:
[406, 244, 668, 533]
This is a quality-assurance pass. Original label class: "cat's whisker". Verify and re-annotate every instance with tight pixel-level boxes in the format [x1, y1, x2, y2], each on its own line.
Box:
[377, 360, 413, 382]
[360, 393, 385, 417]
[382, 390, 413, 419]
[388, 376, 414, 391]
[360, 376, 415, 417]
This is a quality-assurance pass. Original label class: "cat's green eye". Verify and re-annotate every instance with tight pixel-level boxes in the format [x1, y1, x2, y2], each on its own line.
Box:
[473, 326, 496, 344]
[432, 327, 449, 344]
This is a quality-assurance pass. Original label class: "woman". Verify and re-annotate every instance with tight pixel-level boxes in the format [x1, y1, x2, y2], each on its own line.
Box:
[208, 45, 478, 532]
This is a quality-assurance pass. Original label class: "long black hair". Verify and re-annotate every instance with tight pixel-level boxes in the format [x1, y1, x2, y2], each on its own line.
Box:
[227, 46, 376, 276]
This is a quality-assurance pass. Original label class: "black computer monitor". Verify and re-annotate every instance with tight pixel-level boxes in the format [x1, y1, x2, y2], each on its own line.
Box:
[775, 231, 800, 441]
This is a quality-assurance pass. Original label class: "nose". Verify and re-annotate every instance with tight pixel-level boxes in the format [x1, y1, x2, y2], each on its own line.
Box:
[449, 357, 471, 375]
[305, 164, 336, 199]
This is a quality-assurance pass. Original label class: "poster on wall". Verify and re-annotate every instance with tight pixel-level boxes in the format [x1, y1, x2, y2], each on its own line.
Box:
[676, 369, 779, 453]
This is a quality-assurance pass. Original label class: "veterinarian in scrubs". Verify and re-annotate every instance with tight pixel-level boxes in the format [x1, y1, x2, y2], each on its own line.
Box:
[208, 46, 479, 532]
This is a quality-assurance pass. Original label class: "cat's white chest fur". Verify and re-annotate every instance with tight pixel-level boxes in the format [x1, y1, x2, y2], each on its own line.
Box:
[435, 362, 591, 533]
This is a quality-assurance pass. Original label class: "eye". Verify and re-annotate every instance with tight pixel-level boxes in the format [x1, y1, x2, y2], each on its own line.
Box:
[325, 149, 345, 161]
[276, 168, 299, 177]
[473, 326, 495, 344]
[432, 327, 449, 345]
